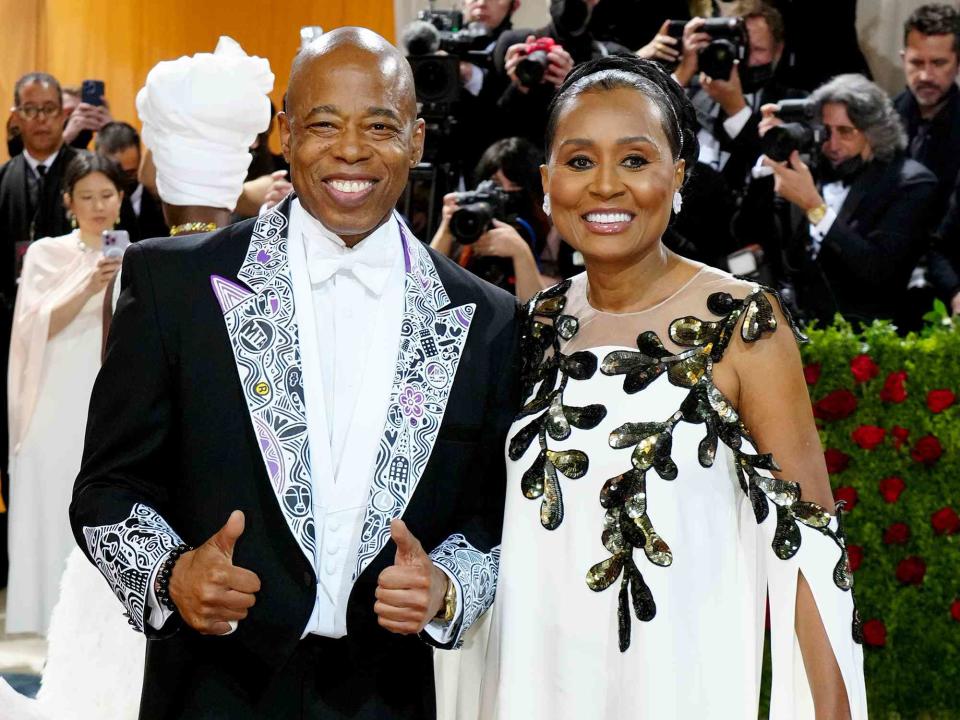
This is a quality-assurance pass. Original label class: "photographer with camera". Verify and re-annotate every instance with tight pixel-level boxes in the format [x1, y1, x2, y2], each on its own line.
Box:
[431, 137, 551, 301]
[673, 1, 804, 199]
[756, 74, 937, 327]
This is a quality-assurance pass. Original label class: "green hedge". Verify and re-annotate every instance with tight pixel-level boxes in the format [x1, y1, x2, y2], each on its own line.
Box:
[801, 301, 960, 718]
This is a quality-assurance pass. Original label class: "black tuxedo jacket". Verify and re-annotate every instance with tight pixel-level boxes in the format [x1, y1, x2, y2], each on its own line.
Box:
[70, 197, 520, 719]
[782, 154, 937, 326]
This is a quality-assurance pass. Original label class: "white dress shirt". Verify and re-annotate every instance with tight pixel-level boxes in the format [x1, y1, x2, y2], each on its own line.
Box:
[808, 181, 850, 258]
[147, 201, 460, 643]
[697, 98, 753, 171]
[23, 147, 60, 178]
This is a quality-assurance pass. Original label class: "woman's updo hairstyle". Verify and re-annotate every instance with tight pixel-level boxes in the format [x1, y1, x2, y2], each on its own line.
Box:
[544, 56, 700, 189]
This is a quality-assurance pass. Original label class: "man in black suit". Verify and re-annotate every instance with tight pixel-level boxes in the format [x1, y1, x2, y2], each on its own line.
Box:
[71, 27, 518, 720]
[761, 74, 937, 327]
[95, 121, 169, 241]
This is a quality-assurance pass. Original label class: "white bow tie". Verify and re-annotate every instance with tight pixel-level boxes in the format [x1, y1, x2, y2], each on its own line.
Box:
[307, 241, 395, 295]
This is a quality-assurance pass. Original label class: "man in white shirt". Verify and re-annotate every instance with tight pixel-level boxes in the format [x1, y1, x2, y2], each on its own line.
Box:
[71, 27, 519, 720]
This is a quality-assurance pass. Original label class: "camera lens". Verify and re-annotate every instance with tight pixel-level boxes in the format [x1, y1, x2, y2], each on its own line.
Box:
[699, 40, 737, 81]
[516, 51, 549, 86]
[450, 203, 495, 244]
[411, 57, 460, 104]
[760, 123, 814, 163]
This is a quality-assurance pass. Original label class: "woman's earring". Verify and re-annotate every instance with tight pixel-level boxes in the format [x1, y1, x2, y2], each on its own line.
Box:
[114, 216, 121, 228]
[69, 213, 77, 229]
[542, 193, 552, 216]
[672, 191, 683, 215]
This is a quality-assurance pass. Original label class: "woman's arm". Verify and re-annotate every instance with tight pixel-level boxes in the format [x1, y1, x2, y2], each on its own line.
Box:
[715, 294, 851, 719]
[49, 257, 121, 339]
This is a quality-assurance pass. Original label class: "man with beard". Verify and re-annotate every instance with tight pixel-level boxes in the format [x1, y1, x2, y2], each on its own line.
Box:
[760, 74, 937, 327]
[71, 27, 518, 719]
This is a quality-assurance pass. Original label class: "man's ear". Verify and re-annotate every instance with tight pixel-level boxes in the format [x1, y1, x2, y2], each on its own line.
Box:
[410, 118, 426, 167]
[277, 111, 292, 163]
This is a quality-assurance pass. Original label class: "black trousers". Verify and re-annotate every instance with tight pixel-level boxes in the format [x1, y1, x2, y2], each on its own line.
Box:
[141, 631, 437, 720]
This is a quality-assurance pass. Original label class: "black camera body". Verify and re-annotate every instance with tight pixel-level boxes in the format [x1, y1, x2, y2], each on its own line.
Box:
[667, 17, 747, 81]
[760, 99, 824, 162]
[450, 180, 519, 243]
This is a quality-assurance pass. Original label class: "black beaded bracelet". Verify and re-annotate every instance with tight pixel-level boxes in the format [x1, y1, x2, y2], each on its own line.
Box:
[155, 543, 192, 612]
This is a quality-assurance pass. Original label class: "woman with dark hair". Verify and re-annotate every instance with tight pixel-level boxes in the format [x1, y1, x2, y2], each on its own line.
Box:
[461, 56, 868, 718]
[5, 152, 124, 634]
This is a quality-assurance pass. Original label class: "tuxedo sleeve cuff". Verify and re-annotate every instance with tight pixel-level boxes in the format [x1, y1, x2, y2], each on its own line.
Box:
[722, 106, 752, 140]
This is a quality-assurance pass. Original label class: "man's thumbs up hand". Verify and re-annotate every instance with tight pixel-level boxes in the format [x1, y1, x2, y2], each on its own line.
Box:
[169, 510, 261, 635]
[374, 519, 449, 634]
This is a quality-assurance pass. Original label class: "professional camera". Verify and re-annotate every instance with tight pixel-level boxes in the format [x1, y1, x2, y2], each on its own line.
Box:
[450, 179, 522, 243]
[667, 17, 747, 81]
[515, 37, 559, 87]
[411, 9, 494, 59]
[759, 99, 824, 162]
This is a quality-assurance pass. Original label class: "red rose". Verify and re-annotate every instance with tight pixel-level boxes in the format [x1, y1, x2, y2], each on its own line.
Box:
[825, 449, 851, 474]
[883, 522, 910, 545]
[880, 370, 908, 403]
[951, 601, 960, 622]
[846, 544, 863, 572]
[891, 425, 910, 449]
[911, 434, 943, 465]
[851, 425, 886, 450]
[803, 363, 821, 385]
[850, 354, 879, 383]
[926, 389, 956, 414]
[878, 476, 906, 503]
[862, 619, 887, 647]
[833, 485, 858, 511]
[931, 507, 960, 535]
[813, 389, 858, 421]
[896, 556, 926, 585]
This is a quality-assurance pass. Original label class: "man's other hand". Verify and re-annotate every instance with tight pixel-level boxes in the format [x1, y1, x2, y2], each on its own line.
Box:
[374, 519, 449, 634]
[169, 510, 261, 635]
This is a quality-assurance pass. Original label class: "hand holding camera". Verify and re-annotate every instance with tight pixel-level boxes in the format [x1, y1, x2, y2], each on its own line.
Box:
[636, 20, 681, 64]
[701, 61, 746, 116]
[761, 150, 824, 212]
[472, 219, 527, 259]
[505, 35, 574, 91]
[85, 255, 122, 298]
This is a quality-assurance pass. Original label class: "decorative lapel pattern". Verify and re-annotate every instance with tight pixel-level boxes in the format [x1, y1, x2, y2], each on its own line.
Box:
[211, 204, 316, 567]
[353, 225, 476, 580]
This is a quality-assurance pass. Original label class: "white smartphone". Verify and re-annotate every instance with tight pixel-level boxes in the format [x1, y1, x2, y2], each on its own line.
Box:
[102, 229, 131, 259]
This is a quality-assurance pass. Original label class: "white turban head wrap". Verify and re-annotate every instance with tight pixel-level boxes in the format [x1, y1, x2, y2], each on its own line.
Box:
[136, 36, 274, 211]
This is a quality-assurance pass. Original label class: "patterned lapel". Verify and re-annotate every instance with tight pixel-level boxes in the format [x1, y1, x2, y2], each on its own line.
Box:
[353, 218, 476, 580]
[209, 199, 316, 568]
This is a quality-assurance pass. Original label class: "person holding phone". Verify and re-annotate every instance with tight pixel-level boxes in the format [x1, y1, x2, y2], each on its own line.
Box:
[5, 152, 124, 635]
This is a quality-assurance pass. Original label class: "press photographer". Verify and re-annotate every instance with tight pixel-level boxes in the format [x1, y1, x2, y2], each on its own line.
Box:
[672, 1, 805, 198]
[431, 137, 551, 300]
[757, 73, 937, 327]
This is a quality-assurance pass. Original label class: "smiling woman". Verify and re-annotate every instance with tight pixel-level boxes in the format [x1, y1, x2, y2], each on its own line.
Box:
[455, 55, 870, 720]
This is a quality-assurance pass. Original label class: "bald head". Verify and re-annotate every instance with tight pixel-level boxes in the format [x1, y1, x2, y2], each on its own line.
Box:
[288, 27, 417, 120]
[278, 26, 425, 246]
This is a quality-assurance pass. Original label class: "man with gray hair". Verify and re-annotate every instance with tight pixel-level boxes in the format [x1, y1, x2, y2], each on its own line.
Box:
[759, 73, 937, 327]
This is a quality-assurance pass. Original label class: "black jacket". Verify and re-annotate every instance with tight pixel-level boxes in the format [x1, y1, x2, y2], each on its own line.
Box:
[781, 154, 937, 326]
[0, 145, 78, 302]
[70, 197, 520, 719]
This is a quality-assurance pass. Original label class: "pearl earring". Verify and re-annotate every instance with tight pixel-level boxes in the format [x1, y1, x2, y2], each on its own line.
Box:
[672, 191, 683, 214]
[542, 193, 551, 216]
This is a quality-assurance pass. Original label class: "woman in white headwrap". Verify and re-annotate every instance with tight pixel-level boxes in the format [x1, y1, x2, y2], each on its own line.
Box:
[0, 36, 273, 719]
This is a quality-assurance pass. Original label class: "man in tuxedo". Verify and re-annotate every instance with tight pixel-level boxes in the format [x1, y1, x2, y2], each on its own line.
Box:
[761, 74, 937, 327]
[71, 27, 518, 720]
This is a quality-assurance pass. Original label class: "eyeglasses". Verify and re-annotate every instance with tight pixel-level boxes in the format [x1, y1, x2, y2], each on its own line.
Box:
[15, 104, 61, 120]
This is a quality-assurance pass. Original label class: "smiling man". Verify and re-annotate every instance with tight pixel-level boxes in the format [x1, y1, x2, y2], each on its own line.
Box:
[71, 27, 519, 720]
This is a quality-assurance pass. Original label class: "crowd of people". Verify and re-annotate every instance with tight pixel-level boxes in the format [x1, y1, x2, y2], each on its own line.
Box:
[0, 1, 952, 718]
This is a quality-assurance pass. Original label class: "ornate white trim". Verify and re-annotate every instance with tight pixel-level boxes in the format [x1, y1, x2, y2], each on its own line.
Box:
[428, 534, 501, 648]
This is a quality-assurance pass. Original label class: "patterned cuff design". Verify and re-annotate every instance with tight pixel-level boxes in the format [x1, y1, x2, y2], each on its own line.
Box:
[82, 503, 184, 632]
[427, 534, 500, 649]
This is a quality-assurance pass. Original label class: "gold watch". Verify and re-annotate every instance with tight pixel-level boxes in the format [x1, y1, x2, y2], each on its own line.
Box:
[806, 202, 828, 225]
[435, 576, 457, 623]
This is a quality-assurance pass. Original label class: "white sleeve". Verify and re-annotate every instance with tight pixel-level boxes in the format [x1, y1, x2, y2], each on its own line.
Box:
[144, 549, 175, 630]
[722, 106, 753, 140]
[463, 64, 484, 97]
[809, 206, 839, 243]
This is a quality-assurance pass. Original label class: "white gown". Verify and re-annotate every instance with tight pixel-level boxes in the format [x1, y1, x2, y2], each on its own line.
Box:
[6, 237, 105, 635]
[441, 268, 867, 719]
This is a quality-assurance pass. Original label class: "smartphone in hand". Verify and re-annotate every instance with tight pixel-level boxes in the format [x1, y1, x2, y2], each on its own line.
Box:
[102, 229, 130, 259]
[81, 79, 106, 107]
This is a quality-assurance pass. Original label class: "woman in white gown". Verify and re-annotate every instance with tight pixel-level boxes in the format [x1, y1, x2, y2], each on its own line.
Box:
[6, 153, 124, 635]
[449, 56, 868, 719]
